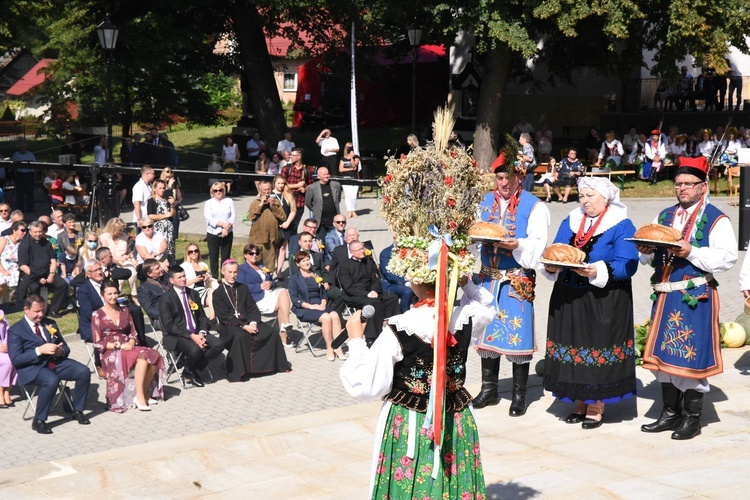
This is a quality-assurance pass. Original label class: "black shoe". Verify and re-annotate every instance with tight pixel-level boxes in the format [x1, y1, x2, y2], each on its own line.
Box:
[642, 383, 684, 433]
[183, 370, 205, 388]
[565, 413, 585, 424]
[582, 415, 604, 429]
[72, 410, 90, 425]
[670, 390, 703, 440]
[508, 363, 529, 417]
[32, 418, 53, 434]
[472, 357, 500, 409]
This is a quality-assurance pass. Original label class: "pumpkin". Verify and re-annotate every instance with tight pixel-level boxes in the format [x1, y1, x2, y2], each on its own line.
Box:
[722, 322, 746, 348]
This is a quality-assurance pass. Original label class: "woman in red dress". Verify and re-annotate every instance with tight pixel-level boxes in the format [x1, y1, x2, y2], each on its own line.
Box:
[92, 281, 165, 412]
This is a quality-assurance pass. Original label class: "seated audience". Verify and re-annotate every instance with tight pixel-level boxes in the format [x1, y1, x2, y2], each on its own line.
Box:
[0, 203, 11, 233]
[135, 216, 166, 264]
[324, 215, 348, 262]
[212, 259, 290, 381]
[0, 210, 23, 237]
[289, 251, 345, 361]
[77, 260, 148, 377]
[79, 231, 99, 268]
[379, 242, 414, 314]
[8, 295, 91, 434]
[92, 280, 165, 412]
[137, 259, 170, 322]
[237, 244, 294, 347]
[338, 240, 399, 344]
[0, 220, 25, 303]
[56, 214, 81, 251]
[59, 244, 81, 284]
[16, 221, 70, 317]
[99, 217, 139, 302]
[0, 310, 17, 407]
[159, 266, 225, 387]
[180, 243, 218, 307]
[287, 218, 324, 257]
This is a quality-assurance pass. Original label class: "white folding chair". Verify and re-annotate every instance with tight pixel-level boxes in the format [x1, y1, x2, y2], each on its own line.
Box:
[21, 381, 73, 421]
[294, 317, 326, 357]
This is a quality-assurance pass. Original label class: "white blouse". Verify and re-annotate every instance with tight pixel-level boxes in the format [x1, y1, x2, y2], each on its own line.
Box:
[204, 197, 236, 235]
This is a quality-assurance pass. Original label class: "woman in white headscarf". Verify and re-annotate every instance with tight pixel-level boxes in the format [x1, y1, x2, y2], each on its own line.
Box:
[541, 177, 639, 429]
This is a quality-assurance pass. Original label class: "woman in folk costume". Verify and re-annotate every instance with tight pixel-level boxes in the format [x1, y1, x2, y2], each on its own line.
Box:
[637, 156, 737, 440]
[340, 107, 494, 499]
[541, 177, 639, 429]
[472, 135, 550, 417]
[595, 130, 625, 169]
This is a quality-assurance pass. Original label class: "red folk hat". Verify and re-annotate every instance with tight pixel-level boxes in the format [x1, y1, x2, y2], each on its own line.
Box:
[491, 152, 508, 173]
[650, 129, 661, 136]
[676, 156, 709, 181]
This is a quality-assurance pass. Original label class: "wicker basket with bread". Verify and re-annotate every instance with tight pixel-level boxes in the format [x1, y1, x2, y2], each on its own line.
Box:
[540, 243, 588, 268]
[625, 223, 682, 249]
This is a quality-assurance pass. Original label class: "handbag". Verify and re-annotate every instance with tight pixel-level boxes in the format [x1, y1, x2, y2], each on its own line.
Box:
[176, 203, 190, 221]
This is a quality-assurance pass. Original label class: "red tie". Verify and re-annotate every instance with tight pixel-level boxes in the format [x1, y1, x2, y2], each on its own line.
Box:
[35, 323, 56, 370]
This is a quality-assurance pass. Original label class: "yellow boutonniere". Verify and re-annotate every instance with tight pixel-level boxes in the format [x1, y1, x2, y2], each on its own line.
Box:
[46, 325, 58, 339]
[314, 275, 323, 284]
[75, 238, 83, 247]
[261, 267, 271, 274]
[189, 300, 199, 311]
[199, 262, 209, 271]
[364, 249, 372, 257]
[318, 241, 325, 250]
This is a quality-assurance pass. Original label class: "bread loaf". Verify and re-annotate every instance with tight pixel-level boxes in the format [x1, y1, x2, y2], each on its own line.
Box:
[542, 243, 586, 264]
[634, 223, 681, 242]
[469, 221, 509, 239]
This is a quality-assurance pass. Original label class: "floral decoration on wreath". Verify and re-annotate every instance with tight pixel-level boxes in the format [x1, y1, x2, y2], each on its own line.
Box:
[379, 105, 483, 284]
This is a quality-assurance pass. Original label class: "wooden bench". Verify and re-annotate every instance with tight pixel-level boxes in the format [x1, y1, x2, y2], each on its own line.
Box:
[585, 169, 637, 189]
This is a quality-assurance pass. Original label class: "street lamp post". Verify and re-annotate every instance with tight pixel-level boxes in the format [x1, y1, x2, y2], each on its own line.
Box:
[407, 21, 422, 135]
[96, 18, 119, 163]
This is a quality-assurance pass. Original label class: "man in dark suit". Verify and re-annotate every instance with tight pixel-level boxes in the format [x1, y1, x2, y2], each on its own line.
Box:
[379, 243, 414, 314]
[158, 266, 224, 387]
[289, 232, 326, 275]
[287, 218, 325, 258]
[325, 227, 374, 288]
[137, 258, 169, 322]
[338, 240, 399, 343]
[69, 247, 131, 288]
[8, 295, 91, 434]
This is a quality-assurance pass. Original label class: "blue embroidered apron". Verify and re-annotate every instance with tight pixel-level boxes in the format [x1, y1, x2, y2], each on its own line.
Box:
[475, 190, 538, 355]
[642, 204, 725, 379]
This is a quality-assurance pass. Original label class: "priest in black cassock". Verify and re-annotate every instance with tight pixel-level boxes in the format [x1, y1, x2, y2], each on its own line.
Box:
[212, 259, 291, 381]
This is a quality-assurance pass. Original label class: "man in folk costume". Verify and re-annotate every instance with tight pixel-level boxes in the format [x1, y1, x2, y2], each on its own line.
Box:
[643, 129, 667, 184]
[472, 140, 550, 416]
[637, 156, 737, 440]
[595, 130, 625, 170]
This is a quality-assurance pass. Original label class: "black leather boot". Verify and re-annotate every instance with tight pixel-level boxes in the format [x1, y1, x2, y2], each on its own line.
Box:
[471, 357, 500, 409]
[509, 362, 530, 417]
[649, 168, 658, 184]
[641, 383, 683, 433]
[671, 389, 703, 440]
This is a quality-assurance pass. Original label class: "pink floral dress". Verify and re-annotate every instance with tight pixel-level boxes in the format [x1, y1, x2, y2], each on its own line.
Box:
[92, 308, 165, 412]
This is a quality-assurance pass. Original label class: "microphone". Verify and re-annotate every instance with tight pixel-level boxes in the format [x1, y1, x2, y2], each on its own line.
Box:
[330, 304, 375, 350]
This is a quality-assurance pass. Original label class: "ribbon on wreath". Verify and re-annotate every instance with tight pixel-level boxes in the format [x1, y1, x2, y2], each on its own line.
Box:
[423, 226, 461, 477]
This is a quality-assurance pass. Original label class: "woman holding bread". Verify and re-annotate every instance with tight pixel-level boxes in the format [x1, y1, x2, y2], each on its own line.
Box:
[541, 177, 639, 429]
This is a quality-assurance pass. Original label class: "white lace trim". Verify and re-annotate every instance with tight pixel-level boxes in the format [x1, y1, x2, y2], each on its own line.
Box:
[386, 305, 473, 343]
[567, 204, 628, 237]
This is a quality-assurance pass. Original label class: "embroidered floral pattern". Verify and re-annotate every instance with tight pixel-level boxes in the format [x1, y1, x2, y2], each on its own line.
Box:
[659, 309, 697, 361]
[405, 354, 466, 395]
[546, 339, 634, 366]
[373, 404, 485, 499]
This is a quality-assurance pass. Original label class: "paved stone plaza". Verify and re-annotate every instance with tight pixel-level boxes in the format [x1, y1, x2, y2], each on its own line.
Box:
[1, 190, 749, 498]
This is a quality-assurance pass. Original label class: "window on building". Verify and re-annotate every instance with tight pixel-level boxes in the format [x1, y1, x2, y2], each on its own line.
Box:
[283, 72, 297, 92]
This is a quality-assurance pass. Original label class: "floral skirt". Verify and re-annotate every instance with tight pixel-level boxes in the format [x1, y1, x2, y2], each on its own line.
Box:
[372, 403, 485, 500]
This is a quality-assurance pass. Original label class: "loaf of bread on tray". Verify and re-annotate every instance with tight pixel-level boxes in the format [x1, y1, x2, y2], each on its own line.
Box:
[469, 221, 509, 239]
[542, 243, 586, 264]
[633, 223, 681, 242]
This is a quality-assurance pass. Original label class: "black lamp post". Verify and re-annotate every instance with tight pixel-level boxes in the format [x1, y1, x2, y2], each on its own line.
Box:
[407, 21, 422, 135]
[96, 18, 119, 163]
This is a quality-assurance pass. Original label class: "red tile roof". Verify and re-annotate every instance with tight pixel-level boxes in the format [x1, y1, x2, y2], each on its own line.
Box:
[6, 58, 55, 96]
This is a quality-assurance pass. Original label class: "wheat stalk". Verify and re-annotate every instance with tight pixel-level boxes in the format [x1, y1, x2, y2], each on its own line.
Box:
[432, 103, 455, 152]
